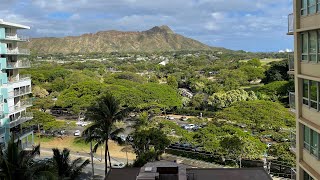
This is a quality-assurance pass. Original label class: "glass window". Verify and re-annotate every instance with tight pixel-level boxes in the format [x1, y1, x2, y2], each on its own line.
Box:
[304, 126, 311, 150]
[310, 81, 318, 109]
[311, 130, 319, 157]
[304, 171, 314, 180]
[302, 0, 307, 15]
[308, 0, 317, 14]
[302, 33, 308, 61]
[303, 80, 309, 105]
[309, 31, 317, 62]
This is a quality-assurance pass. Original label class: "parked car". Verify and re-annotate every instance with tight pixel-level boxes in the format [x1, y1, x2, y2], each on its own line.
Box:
[76, 121, 83, 126]
[167, 116, 175, 120]
[74, 130, 81, 136]
[180, 116, 188, 121]
[112, 162, 125, 168]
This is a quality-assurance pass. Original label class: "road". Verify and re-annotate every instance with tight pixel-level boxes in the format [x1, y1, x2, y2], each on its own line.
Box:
[38, 147, 134, 179]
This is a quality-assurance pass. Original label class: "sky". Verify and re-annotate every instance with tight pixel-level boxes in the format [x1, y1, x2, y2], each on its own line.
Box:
[0, 0, 293, 52]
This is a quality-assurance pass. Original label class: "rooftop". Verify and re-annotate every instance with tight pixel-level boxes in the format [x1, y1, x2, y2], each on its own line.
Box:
[0, 19, 30, 29]
[108, 161, 272, 180]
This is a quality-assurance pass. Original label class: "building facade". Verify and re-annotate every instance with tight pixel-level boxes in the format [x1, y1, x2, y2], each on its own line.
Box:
[0, 19, 33, 149]
[289, 0, 320, 179]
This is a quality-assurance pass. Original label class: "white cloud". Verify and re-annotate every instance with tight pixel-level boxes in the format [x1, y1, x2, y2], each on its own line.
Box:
[0, 0, 294, 51]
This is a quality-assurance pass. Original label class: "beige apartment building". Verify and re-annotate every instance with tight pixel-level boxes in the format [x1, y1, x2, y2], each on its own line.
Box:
[289, 0, 320, 179]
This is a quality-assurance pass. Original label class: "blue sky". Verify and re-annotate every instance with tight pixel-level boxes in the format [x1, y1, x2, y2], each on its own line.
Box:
[0, 0, 293, 52]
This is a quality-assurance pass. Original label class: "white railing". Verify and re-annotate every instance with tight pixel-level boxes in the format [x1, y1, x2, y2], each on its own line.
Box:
[289, 92, 295, 112]
[9, 112, 33, 128]
[289, 131, 296, 153]
[9, 99, 33, 114]
[7, 60, 31, 69]
[13, 87, 32, 97]
[6, 48, 30, 55]
[5, 33, 29, 41]
[8, 74, 31, 84]
[288, 53, 294, 72]
[288, 13, 294, 34]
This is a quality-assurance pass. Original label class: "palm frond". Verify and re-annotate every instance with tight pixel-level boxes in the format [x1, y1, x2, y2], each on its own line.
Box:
[70, 159, 90, 180]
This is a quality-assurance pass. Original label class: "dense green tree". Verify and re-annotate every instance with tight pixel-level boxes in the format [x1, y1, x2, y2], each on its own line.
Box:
[215, 100, 295, 131]
[132, 127, 170, 166]
[167, 75, 178, 89]
[56, 81, 105, 114]
[208, 89, 257, 109]
[33, 97, 55, 112]
[262, 60, 289, 84]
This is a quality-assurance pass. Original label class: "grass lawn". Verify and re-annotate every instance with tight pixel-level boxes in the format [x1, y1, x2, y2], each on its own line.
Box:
[240, 58, 284, 66]
[34, 135, 136, 160]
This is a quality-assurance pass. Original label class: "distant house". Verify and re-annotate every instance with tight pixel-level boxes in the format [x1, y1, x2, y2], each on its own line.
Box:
[159, 59, 169, 66]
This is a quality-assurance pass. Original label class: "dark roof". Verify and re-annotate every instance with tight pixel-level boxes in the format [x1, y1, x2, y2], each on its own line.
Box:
[186, 168, 272, 180]
[108, 168, 140, 180]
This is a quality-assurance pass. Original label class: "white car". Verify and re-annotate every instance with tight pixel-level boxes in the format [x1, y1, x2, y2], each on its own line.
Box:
[111, 162, 125, 168]
[74, 130, 81, 136]
[76, 121, 83, 126]
[81, 122, 89, 127]
[167, 116, 175, 120]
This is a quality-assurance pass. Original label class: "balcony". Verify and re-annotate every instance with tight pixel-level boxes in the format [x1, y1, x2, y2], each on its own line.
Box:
[13, 86, 32, 97]
[289, 131, 296, 154]
[8, 74, 31, 85]
[3, 33, 29, 42]
[9, 99, 33, 114]
[6, 60, 31, 69]
[6, 48, 30, 55]
[9, 112, 33, 128]
[288, 53, 294, 74]
[287, 13, 294, 35]
[289, 92, 295, 112]
[13, 127, 33, 140]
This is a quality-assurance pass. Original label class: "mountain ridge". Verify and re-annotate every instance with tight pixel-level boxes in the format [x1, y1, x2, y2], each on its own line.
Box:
[22, 25, 214, 54]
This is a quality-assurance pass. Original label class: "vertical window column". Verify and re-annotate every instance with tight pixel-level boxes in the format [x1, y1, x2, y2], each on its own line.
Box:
[302, 33, 309, 61]
[303, 79, 309, 106]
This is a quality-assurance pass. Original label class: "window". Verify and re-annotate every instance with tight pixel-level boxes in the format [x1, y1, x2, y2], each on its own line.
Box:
[302, 0, 319, 15]
[302, 0, 307, 15]
[310, 81, 318, 109]
[304, 125, 311, 150]
[309, 31, 317, 62]
[303, 79, 309, 105]
[308, 0, 317, 14]
[311, 129, 319, 157]
[304, 125, 320, 159]
[302, 33, 308, 61]
[304, 170, 314, 180]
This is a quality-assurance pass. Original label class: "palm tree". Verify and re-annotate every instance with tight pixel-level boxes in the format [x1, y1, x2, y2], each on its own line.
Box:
[52, 148, 90, 180]
[83, 93, 128, 178]
[0, 137, 54, 180]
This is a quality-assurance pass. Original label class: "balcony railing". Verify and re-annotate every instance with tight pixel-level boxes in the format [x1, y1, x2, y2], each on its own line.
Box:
[13, 87, 32, 97]
[9, 112, 33, 128]
[289, 131, 296, 153]
[7, 60, 31, 69]
[6, 48, 30, 55]
[288, 13, 294, 35]
[9, 99, 33, 114]
[288, 53, 294, 72]
[289, 92, 295, 112]
[4, 33, 29, 41]
[8, 74, 31, 84]
[13, 127, 33, 140]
